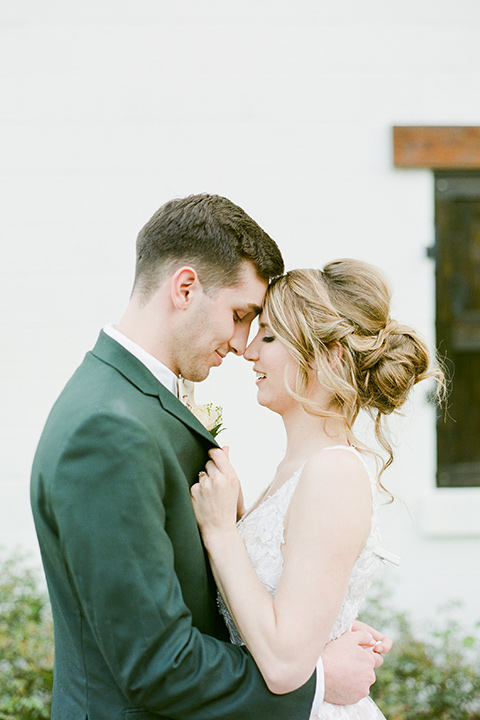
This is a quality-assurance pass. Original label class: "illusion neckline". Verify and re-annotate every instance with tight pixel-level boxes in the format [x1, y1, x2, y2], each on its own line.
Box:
[240, 444, 361, 523]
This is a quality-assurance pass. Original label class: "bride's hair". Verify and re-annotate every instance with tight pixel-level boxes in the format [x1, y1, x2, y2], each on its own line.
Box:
[263, 259, 445, 491]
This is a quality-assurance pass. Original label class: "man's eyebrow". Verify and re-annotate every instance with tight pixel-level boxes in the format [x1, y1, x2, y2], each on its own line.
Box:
[239, 304, 263, 316]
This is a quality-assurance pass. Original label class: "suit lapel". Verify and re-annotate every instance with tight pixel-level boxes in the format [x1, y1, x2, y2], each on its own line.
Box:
[90, 331, 219, 447]
[157, 384, 220, 447]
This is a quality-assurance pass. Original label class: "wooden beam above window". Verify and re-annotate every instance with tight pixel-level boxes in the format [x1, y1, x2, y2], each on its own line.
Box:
[393, 126, 480, 169]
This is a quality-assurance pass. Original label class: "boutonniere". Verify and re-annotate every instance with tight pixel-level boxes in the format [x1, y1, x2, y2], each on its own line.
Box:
[179, 379, 224, 439]
[189, 402, 224, 438]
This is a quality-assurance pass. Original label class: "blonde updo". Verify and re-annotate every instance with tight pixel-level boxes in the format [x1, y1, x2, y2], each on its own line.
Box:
[264, 259, 444, 489]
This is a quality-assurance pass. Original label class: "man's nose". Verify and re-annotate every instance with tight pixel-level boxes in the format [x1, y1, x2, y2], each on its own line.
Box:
[228, 324, 251, 356]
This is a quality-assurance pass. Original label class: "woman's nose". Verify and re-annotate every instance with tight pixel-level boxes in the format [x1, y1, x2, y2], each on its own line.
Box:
[243, 337, 259, 361]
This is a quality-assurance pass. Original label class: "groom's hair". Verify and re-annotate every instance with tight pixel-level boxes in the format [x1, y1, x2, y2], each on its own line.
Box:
[132, 194, 284, 299]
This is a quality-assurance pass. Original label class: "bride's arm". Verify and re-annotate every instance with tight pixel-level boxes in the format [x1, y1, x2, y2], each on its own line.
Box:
[191, 447, 372, 694]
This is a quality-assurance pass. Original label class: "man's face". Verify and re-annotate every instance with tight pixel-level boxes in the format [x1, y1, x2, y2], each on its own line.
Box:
[174, 262, 268, 382]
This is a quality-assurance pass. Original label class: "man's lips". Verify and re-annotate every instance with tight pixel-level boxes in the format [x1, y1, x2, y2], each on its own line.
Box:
[214, 350, 226, 366]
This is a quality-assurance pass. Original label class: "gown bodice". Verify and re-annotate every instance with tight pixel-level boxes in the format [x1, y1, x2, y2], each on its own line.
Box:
[217, 446, 390, 719]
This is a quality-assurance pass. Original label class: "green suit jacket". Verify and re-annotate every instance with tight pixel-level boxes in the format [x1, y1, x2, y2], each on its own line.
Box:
[31, 331, 315, 720]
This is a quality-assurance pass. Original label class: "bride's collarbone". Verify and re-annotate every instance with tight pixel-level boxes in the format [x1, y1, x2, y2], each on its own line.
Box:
[268, 464, 303, 497]
[270, 441, 352, 496]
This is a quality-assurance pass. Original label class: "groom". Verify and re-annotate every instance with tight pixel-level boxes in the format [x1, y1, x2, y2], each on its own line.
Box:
[31, 194, 388, 719]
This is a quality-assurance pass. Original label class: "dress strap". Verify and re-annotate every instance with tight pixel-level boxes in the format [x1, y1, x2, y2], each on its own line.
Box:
[321, 444, 358, 453]
[320, 445, 376, 490]
[372, 546, 401, 566]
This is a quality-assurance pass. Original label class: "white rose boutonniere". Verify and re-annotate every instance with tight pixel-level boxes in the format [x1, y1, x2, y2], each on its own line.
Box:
[190, 402, 224, 438]
[179, 379, 224, 439]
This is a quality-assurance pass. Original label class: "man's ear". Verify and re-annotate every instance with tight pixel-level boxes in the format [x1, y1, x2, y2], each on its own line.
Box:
[170, 266, 201, 310]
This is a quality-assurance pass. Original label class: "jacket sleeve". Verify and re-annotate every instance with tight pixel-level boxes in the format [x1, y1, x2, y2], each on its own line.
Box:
[52, 411, 316, 720]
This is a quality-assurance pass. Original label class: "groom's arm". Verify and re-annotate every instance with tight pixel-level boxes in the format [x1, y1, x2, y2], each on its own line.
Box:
[320, 622, 392, 705]
[54, 411, 315, 720]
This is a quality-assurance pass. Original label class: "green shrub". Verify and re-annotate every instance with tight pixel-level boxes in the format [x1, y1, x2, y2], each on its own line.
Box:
[1, 553, 479, 719]
[0, 553, 53, 720]
[362, 584, 480, 720]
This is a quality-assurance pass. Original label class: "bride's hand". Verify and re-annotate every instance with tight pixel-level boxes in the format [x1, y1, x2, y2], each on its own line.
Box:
[191, 447, 242, 539]
[352, 619, 393, 655]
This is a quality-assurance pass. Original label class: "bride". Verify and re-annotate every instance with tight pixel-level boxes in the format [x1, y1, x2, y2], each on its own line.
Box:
[191, 259, 443, 719]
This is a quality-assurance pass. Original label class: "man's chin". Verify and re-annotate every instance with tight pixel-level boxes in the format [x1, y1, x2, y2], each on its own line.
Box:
[183, 367, 211, 383]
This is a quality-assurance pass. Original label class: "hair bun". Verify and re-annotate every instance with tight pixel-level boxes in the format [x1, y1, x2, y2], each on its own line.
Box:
[358, 322, 430, 414]
[355, 318, 400, 370]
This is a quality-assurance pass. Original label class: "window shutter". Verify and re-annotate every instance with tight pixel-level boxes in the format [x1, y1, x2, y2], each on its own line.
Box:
[435, 173, 480, 487]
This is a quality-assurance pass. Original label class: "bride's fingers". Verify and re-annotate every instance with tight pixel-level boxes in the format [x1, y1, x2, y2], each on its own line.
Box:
[352, 620, 392, 653]
[352, 629, 376, 647]
[201, 460, 232, 490]
[374, 634, 392, 654]
[209, 447, 232, 466]
[204, 459, 215, 475]
[204, 459, 225, 478]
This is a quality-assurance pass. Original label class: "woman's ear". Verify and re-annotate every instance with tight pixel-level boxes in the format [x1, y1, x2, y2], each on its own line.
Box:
[328, 342, 343, 369]
[170, 266, 201, 310]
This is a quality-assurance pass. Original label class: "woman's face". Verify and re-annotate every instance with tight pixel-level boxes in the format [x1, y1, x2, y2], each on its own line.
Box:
[243, 314, 299, 416]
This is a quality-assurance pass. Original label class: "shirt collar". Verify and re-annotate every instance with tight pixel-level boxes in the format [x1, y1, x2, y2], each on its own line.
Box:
[103, 324, 179, 397]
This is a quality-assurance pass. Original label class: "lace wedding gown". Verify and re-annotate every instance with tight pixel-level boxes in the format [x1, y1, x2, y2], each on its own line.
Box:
[218, 446, 390, 719]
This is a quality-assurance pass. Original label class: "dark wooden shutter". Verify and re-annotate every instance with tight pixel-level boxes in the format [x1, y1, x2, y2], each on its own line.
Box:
[435, 172, 480, 487]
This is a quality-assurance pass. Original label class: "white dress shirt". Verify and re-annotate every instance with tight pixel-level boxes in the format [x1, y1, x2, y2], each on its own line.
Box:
[103, 324, 179, 397]
[102, 324, 325, 710]
[312, 657, 325, 713]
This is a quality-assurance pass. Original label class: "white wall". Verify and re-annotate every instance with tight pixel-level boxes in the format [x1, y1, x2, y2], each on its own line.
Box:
[1, 0, 479, 626]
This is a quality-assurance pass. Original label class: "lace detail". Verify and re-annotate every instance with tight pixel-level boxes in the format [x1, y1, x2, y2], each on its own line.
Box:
[217, 469, 303, 645]
[217, 445, 389, 719]
[315, 697, 386, 720]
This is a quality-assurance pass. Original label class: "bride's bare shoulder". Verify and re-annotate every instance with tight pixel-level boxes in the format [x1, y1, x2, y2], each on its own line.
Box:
[298, 446, 371, 498]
